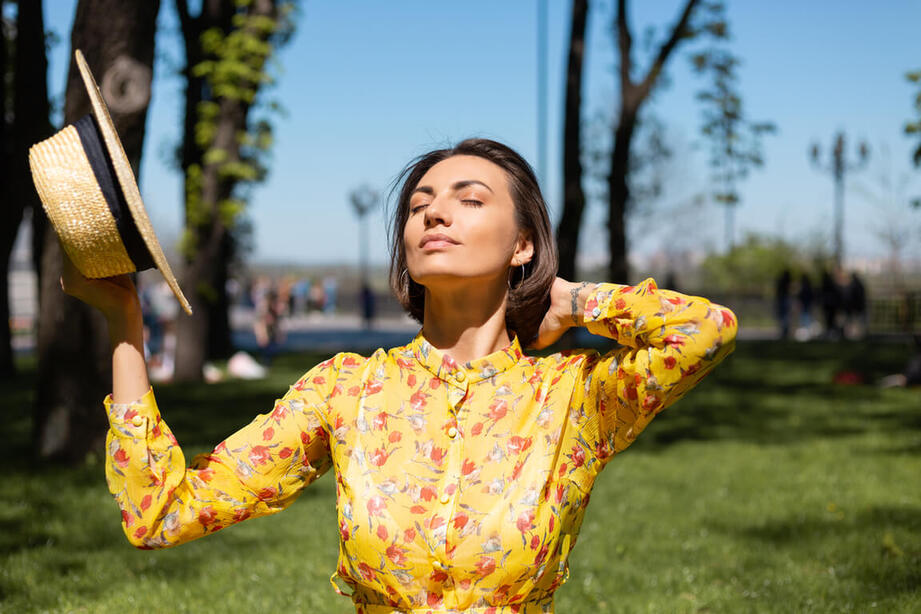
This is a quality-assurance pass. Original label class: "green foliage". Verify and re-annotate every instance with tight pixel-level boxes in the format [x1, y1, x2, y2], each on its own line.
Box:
[2, 343, 921, 612]
[700, 232, 822, 296]
[183, 0, 297, 260]
[693, 45, 776, 211]
[217, 159, 260, 181]
[196, 279, 218, 304]
[217, 198, 246, 227]
[907, 69, 921, 209]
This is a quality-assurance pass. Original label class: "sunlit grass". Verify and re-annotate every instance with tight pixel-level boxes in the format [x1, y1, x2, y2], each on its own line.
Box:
[1, 340, 919, 613]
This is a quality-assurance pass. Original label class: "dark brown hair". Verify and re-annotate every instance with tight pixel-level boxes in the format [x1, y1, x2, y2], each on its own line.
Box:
[388, 138, 557, 345]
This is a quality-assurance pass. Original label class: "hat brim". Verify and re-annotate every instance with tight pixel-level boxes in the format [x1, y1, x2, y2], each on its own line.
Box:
[75, 50, 192, 316]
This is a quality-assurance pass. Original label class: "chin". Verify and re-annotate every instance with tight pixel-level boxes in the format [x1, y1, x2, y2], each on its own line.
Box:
[411, 268, 499, 289]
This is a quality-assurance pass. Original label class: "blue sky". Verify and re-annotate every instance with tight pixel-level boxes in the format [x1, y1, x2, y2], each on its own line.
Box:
[41, 0, 921, 269]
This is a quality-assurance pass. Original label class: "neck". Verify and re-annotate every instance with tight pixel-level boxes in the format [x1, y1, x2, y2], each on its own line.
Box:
[421, 278, 511, 364]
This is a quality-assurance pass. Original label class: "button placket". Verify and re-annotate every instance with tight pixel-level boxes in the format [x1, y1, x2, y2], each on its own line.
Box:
[445, 370, 468, 409]
[440, 372, 466, 570]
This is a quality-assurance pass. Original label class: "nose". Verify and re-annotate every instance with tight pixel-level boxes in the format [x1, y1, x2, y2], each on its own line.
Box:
[423, 194, 451, 228]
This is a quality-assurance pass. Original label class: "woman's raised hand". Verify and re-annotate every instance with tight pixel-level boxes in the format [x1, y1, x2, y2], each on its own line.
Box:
[530, 277, 594, 349]
[60, 252, 140, 321]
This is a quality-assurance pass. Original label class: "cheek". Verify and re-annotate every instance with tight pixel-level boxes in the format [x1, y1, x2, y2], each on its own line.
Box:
[402, 221, 421, 266]
[470, 213, 519, 255]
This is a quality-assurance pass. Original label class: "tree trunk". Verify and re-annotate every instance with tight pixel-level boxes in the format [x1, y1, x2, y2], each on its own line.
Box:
[33, 0, 160, 461]
[554, 0, 589, 283]
[3, 0, 54, 379]
[174, 97, 245, 380]
[607, 106, 637, 283]
[0, 0, 11, 378]
[607, 0, 699, 283]
[173, 0, 278, 381]
[206, 231, 234, 360]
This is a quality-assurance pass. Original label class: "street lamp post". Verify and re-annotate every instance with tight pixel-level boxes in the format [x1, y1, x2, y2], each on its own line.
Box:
[536, 0, 548, 190]
[809, 132, 869, 268]
[349, 185, 379, 287]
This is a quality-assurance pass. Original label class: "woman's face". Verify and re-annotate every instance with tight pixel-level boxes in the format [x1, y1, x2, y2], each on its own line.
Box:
[403, 155, 533, 291]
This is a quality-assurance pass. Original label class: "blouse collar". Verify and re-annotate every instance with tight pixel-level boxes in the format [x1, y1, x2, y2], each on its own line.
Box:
[409, 330, 525, 384]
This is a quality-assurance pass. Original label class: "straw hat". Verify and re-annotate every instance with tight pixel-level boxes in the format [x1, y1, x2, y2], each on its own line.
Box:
[29, 49, 192, 315]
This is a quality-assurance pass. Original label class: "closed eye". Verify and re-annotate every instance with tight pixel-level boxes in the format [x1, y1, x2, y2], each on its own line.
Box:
[410, 204, 429, 214]
[462, 199, 483, 207]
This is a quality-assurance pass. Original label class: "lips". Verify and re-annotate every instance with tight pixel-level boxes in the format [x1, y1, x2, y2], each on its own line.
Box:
[419, 233, 459, 248]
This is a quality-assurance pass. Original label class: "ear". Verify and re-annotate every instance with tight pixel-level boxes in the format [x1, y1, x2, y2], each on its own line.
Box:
[511, 229, 534, 267]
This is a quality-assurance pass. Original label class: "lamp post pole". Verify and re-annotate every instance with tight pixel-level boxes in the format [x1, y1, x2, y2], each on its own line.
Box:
[349, 186, 379, 287]
[536, 0, 548, 190]
[810, 132, 869, 268]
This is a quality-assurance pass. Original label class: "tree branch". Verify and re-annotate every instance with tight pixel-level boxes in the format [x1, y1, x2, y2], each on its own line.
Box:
[616, 0, 633, 94]
[175, 0, 193, 41]
[637, 0, 700, 102]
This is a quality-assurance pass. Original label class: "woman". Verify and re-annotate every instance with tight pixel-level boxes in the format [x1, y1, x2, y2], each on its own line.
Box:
[63, 139, 737, 613]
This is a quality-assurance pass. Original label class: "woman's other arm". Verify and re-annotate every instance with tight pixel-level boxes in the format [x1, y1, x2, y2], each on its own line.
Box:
[537, 277, 738, 461]
[104, 365, 336, 548]
[61, 253, 337, 548]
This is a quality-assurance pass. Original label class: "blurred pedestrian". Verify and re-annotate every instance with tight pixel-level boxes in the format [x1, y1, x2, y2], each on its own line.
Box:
[844, 272, 867, 338]
[360, 283, 376, 329]
[308, 278, 326, 312]
[820, 269, 843, 339]
[323, 276, 339, 314]
[775, 269, 792, 339]
[253, 281, 286, 365]
[881, 335, 921, 388]
[292, 277, 310, 315]
[796, 273, 815, 335]
[664, 270, 679, 292]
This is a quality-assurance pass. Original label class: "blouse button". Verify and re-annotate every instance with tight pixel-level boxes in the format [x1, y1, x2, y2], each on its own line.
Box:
[592, 307, 601, 318]
[454, 371, 466, 383]
[433, 560, 447, 571]
[447, 426, 458, 439]
[439, 492, 450, 504]
[131, 415, 144, 427]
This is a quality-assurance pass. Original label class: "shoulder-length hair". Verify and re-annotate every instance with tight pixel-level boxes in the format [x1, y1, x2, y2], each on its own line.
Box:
[388, 138, 557, 345]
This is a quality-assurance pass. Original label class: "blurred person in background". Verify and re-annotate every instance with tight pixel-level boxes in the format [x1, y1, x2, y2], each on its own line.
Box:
[775, 269, 792, 339]
[359, 283, 376, 329]
[253, 279, 286, 365]
[138, 279, 162, 360]
[323, 275, 339, 314]
[278, 275, 296, 316]
[795, 272, 815, 340]
[308, 277, 326, 312]
[820, 269, 843, 339]
[881, 335, 921, 388]
[844, 271, 867, 339]
[291, 277, 311, 315]
[63, 139, 738, 613]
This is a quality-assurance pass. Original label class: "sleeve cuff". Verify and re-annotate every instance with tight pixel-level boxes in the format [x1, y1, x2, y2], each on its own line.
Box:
[582, 282, 625, 340]
[581, 279, 664, 345]
[104, 386, 158, 434]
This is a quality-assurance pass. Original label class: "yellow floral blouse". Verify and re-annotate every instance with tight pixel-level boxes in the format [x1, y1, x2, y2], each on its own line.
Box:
[104, 279, 737, 613]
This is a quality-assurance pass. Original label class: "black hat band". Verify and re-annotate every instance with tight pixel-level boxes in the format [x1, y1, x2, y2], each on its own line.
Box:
[73, 114, 155, 271]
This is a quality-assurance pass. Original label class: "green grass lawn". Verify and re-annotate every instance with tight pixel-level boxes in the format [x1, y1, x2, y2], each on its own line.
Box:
[1, 340, 919, 613]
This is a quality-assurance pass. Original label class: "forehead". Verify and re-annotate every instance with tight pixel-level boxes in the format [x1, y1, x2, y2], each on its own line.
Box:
[416, 155, 509, 193]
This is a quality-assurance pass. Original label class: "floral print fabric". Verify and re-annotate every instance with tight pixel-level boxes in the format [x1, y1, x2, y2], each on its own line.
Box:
[104, 279, 737, 613]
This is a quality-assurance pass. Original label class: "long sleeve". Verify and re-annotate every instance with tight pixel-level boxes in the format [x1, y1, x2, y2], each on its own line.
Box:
[573, 278, 738, 465]
[103, 357, 341, 548]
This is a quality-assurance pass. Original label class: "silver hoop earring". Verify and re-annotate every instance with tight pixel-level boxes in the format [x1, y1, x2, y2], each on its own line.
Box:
[400, 268, 409, 288]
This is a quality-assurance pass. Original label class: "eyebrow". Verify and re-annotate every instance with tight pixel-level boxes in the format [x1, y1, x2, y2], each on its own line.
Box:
[411, 179, 494, 197]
